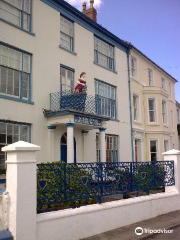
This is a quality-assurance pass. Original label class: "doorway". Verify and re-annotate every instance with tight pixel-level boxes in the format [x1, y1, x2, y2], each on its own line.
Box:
[60, 132, 76, 163]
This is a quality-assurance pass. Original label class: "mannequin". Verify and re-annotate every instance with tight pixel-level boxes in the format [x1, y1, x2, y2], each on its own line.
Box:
[75, 72, 87, 93]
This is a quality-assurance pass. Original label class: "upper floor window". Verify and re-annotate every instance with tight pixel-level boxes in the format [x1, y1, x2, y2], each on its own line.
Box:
[169, 82, 172, 99]
[162, 100, 167, 124]
[95, 80, 116, 119]
[161, 78, 166, 90]
[0, 44, 31, 101]
[60, 65, 74, 92]
[94, 37, 114, 71]
[0, 121, 30, 169]
[0, 0, 31, 31]
[60, 16, 74, 51]
[148, 68, 153, 86]
[133, 94, 139, 121]
[148, 98, 156, 123]
[131, 57, 137, 78]
[96, 134, 118, 162]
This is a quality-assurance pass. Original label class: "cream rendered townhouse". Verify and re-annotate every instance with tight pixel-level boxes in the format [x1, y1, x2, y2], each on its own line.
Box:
[130, 47, 179, 162]
[0, 0, 133, 171]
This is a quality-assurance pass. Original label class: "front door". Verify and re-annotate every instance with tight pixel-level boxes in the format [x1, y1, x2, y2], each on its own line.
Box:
[60, 132, 76, 163]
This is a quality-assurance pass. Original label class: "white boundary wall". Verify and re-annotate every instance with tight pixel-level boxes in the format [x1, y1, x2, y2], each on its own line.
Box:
[2, 142, 180, 240]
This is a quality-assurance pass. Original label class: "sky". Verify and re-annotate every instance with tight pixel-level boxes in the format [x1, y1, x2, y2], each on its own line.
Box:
[65, 0, 180, 102]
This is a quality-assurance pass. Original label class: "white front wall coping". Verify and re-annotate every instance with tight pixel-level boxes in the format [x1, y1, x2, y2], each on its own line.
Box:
[2, 141, 41, 152]
[37, 191, 179, 223]
[162, 149, 180, 155]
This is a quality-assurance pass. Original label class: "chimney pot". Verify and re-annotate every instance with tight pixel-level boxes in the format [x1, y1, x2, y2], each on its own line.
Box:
[82, 2, 86, 11]
[90, 0, 94, 8]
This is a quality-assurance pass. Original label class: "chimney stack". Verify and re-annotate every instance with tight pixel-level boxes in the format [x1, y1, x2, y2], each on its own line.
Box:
[82, 0, 97, 22]
[82, 2, 86, 11]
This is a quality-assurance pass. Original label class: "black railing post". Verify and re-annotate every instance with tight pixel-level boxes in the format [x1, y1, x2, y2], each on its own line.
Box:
[64, 163, 67, 203]
[97, 162, 103, 204]
[130, 162, 133, 192]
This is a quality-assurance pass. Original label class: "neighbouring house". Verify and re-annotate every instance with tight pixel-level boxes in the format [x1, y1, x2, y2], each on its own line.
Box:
[130, 46, 179, 161]
[0, 0, 133, 171]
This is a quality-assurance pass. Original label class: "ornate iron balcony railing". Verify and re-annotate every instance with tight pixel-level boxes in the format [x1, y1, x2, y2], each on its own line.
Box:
[50, 91, 102, 116]
[37, 161, 175, 210]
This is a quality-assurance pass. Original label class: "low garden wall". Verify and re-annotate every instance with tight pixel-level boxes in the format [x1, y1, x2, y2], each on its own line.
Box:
[2, 142, 180, 240]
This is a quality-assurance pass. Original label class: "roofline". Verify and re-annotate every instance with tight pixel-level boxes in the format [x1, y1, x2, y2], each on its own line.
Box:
[131, 45, 178, 83]
[42, 0, 131, 51]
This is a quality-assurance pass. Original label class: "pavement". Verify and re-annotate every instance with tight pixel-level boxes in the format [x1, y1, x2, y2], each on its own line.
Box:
[81, 210, 180, 240]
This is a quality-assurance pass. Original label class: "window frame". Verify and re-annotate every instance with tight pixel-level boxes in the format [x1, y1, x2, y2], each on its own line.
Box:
[161, 77, 166, 90]
[162, 100, 167, 125]
[131, 56, 137, 79]
[0, 0, 32, 32]
[149, 139, 158, 162]
[94, 36, 115, 71]
[96, 133, 118, 162]
[60, 64, 74, 92]
[0, 43, 32, 103]
[0, 120, 31, 169]
[133, 94, 140, 122]
[148, 68, 153, 86]
[60, 15, 74, 52]
[148, 98, 156, 123]
[95, 79, 116, 119]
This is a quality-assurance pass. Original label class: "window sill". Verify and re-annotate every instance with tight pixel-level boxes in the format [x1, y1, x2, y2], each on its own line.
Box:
[0, 18, 35, 36]
[93, 62, 117, 74]
[147, 123, 159, 126]
[0, 94, 34, 105]
[59, 45, 77, 55]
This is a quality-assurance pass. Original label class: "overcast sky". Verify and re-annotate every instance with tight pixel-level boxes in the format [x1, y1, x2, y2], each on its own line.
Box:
[65, 0, 180, 102]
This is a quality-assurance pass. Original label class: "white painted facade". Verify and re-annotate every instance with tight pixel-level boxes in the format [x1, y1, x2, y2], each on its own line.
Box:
[0, 0, 132, 166]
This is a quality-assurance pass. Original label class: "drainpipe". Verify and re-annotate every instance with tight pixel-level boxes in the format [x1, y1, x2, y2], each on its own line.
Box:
[127, 45, 134, 162]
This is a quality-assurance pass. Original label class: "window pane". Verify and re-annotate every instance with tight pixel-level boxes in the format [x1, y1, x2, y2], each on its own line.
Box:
[0, 1, 21, 27]
[149, 99, 154, 110]
[22, 125, 28, 141]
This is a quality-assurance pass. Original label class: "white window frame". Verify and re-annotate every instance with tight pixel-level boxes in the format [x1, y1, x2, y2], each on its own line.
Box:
[60, 15, 74, 52]
[133, 93, 140, 122]
[162, 100, 167, 125]
[131, 56, 138, 79]
[148, 68, 153, 86]
[161, 77, 166, 90]
[149, 139, 159, 161]
[148, 98, 157, 124]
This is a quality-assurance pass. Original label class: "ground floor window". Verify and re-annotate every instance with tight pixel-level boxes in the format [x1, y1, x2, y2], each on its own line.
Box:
[0, 121, 30, 170]
[149, 140, 158, 161]
[96, 134, 118, 162]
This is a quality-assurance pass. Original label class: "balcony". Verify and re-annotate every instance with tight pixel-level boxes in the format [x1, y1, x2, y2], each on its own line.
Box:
[44, 91, 110, 123]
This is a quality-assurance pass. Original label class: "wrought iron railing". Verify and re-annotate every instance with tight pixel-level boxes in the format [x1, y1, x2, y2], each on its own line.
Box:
[37, 161, 175, 210]
[50, 91, 101, 115]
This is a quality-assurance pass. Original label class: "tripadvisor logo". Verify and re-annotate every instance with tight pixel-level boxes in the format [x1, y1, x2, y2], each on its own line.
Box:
[135, 227, 143, 235]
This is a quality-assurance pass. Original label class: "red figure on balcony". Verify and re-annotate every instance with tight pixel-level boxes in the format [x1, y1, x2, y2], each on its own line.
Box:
[75, 72, 87, 93]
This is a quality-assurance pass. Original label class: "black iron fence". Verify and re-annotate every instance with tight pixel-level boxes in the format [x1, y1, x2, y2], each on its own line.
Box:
[37, 161, 175, 210]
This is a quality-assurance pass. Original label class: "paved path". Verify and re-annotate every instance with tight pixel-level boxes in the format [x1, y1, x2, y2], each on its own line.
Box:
[81, 210, 180, 240]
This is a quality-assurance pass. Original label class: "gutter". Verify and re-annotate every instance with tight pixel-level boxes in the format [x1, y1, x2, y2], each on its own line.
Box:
[127, 44, 134, 162]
